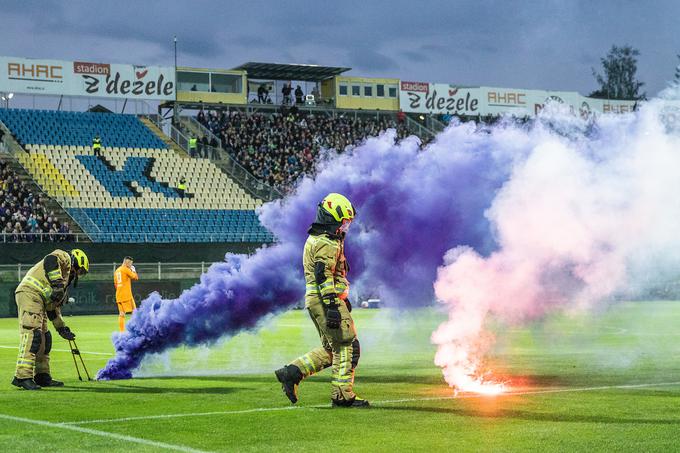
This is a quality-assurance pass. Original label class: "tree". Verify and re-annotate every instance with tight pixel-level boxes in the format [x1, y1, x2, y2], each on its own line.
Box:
[590, 45, 646, 100]
[675, 54, 680, 84]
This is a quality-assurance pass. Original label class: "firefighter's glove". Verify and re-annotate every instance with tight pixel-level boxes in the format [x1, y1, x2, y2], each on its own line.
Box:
[57, 326, 76, 341]
[345, 300, 352, 313]
[326, 302, 341, 329]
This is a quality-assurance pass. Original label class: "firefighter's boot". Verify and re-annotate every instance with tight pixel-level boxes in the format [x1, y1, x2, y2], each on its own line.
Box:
[332, 396, 370, 408]
[34, 373, 64, 387]
[275, 364, 303, 404]
[11, 377, 41, 390]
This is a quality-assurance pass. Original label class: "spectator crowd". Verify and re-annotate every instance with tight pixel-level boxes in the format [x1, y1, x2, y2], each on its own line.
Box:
[197, 110, 412, 191]
[0, 162, 71, 242]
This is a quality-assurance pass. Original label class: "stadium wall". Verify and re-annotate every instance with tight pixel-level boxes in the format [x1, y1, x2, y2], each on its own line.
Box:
[0, 242, 269, 317]
[0, 242, 265, 264]
[0, 278, 198, 318]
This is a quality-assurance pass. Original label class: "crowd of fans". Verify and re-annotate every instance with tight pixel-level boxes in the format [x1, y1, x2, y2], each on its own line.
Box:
[197, 109, 413, 191]
[0, 162, 71, 242]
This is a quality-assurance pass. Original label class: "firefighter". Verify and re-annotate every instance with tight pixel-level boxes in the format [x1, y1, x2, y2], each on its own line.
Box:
[275, 193, 369, 408]
[11, 249, 89, 390]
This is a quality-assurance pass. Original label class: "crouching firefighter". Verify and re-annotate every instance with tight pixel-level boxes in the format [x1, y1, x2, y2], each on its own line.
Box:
[276, 193, 369, 408]
[12, 249, 89, 390]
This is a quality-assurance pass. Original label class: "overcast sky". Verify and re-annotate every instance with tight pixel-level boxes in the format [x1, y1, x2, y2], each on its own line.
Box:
[1, 0, 678, 97]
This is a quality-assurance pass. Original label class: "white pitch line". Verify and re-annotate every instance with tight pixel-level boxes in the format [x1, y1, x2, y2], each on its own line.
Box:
[62, 380, 680, 426]
[0, 345, 113, 356]
[60, 406, 301, 425]
[0, 413, 211, 453]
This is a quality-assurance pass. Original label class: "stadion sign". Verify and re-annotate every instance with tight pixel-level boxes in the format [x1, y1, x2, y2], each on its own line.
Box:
[0, 56, 175, 101]
[399, 81, 638, 117]
[399, 82, 481, 115]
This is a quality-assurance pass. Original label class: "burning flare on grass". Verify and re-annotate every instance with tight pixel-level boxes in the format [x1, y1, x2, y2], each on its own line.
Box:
[432, 249, 509, 394]
[432, 96, 680, 394]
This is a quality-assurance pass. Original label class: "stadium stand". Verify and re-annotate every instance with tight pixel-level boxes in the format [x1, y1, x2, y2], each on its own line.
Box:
[0, 160, 70, 242]
[0, 109, 273, 243]
[197, 110, 412, 191]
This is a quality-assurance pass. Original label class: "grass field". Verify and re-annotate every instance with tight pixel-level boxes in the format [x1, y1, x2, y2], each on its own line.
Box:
[2, 302, 680, 452]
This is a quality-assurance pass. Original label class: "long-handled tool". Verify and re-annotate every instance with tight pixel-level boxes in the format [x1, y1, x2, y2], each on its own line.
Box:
[68, 339, 92, 381]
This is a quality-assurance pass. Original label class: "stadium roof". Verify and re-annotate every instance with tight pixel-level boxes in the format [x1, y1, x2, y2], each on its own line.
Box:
[233, 62, 350, 81]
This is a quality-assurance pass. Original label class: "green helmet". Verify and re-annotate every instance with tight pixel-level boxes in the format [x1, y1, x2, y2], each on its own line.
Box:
[319, 193, 356, 223]
[70, 249, 89, 274]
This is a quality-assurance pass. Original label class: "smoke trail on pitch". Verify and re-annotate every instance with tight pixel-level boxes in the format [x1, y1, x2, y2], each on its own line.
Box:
[98, 243, 303, 379]
[432, 98, 680, 391]
[98, 120, 533, 379]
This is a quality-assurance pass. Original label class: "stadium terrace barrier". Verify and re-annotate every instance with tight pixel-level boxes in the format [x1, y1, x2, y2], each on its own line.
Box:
[0, 232, 271, 243]
[0, 279, 188, 317]
[0, 262, 222, 317]
[0, 232, 91, 243]
[0, 241, 263, 265]
[0, 262, 212, 283]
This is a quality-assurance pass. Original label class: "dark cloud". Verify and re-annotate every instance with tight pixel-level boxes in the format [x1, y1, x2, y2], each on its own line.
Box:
[0, 0, 678, 95]
[231, 35, 272, 49]
[347, 49, 399, 72]
[400, 50, 429, 64]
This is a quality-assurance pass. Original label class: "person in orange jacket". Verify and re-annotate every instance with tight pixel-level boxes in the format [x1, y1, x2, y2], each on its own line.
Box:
[114, 256, 139, 332]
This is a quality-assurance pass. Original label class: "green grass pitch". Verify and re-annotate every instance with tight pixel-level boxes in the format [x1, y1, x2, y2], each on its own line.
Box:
[1, 301, 680, 452]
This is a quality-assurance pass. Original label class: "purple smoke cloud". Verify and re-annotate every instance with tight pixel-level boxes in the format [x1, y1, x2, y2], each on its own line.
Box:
[98, 123, 533, 379]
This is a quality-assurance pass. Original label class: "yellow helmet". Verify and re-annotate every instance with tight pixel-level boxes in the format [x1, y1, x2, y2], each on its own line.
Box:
[320, 193, 356, 222]
[70, 249, 89, 274]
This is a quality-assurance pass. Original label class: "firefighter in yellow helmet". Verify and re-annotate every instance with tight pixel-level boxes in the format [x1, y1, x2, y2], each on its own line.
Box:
[11, 249, 89, 390]
[276, 193, 369, 407]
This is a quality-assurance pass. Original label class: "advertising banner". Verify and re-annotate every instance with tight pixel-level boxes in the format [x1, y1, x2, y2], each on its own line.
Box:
[2, 280, 183, 317]
[399, 81, 639, 117]
[0, 56, 175, 100]
[400, 82, 483, 115]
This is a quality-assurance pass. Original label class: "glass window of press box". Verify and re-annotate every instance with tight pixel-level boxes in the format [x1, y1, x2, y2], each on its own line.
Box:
[211, 73, 242, 93]
[177, 71, 210, 92]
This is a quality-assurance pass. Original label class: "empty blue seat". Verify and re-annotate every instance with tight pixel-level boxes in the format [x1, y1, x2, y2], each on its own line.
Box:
[0, 109, 168, 149]
[74, 208, 273, 243]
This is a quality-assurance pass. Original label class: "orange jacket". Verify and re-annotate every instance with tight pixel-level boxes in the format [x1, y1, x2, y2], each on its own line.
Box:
[114, 265, 139, 302]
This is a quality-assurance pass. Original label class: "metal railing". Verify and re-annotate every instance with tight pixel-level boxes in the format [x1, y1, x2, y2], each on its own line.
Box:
[143, 113, 163, 129]
[0, 232, 90, 243]
[405, 115, 436, 139]
[170, 125, 282, 201]
[63, 205, 101, 235]
[140, 113, 172, 137]
[185, 115, 220, 145]
[193, 103, 401, 122]
[425, 116, 447, 134]
[87, 231, 269, 243]
[0, 262, 212, 283]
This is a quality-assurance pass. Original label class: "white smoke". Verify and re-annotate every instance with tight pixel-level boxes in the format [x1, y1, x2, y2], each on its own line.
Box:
[432, 101, 680, 392]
